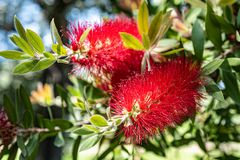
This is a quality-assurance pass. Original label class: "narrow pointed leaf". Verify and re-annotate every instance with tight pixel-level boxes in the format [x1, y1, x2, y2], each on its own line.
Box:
[3, 95, 17, 123]
[79, 134, 101, 151]
[205, 3, 222, 51]
[50, 19, 63, 45]
[43, 52, 56, 59]
[10, 35, 35, 56]
[142, 33, 150, 49]
[192, 20, 204, 60]
[148, 11, 163, 44]
[80, 28, 91, 44]
[13, 60, 38, 74]
[120, 32, 144, 50]
[202, 59, 224, 75]
[14, 15, 27, 41]
[31, 58, 56, 72]
[0, 50, 28, 60]
[137, 1, 149, 35]
[26, 29, 45, 53]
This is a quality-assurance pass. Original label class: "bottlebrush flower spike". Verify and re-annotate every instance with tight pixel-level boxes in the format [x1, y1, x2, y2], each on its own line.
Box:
[110, 57, 203, 144]
[66, 16, 144, 92]
[0, 109, 17, 146]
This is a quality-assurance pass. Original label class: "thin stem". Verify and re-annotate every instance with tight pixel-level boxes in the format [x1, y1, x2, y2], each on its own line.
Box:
[47, 106, 53, 120]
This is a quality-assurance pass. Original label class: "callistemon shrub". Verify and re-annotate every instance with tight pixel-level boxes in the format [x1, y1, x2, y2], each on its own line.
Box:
[67, 16, 144, 92]
[0, 109, 17, 146]
[110, 57, 203, 143]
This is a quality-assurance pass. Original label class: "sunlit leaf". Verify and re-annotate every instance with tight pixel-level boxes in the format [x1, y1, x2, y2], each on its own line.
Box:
[90, 114, 108, 127]
[73, 126, 95, 135]
[219, 0, 236, 6]
[120, 32, 144, 50]
[185, 0, 206, 9]
[13, 60, 38, 74]
[137, 1, 149, 35]
[52, 44, 67, 55]
[0, 50, 28, 60]
[10, 35, 35, 56]
[79, 134, 101, 151]
[14, 15, 27, 41]
[31, 58, 56, 72]
[202, 59, 224, 75]
[26, 29, 45, 53]
[50, 18, 63, 45]
[142, 33, 150, 49]
[80, 27, 91, 44]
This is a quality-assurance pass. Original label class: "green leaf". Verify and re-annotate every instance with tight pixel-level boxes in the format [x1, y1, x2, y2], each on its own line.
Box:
[137, 1, 149, 35]
[142, 33, 150, 49]
[22, 110, 33, 128]
[237, 9, 240, 28]
[220, 61, 240, 104]
[79, 134, 101, 151]
[72, 137, 81, 160]
[13, 60, 38, 74]
[202, 59, 224, 75]
[227, 58, 240, 66]
[17, 136, 27, 157]
[90, 114, 108, 127]
[148, 11, 163, 44]
[20, 85, 34, 115]
[0, 50, 28, 60]
[3, 95, 17, 123]
[54, 132, 65, 147]
[10, 35, 35, 56]
[73, 126, 95, 135]
[215, 15, 235, 34]
[19, 85, 33, 113]
[50, 18, 63, 45]
[51, 119, 73, 131]
[185, 0, 206, 9]
[31, 58, 56, 72]
[43, 52, 56, 59]
[192, 20, 204, 60]
[52, 44, 67, 55]
[153, 39, 179, 53]
[120, 32, 144, 50]
[148, 11, 171, 45]
[83, 125, 100, 132]
[26, 29, 45, 53]
[219, 0, 236, 6]
[26, 134, 39, 158]
[6, 144, 18, 160]
[80, 28, 91, 44]
[205, 79, 224, 101]
[205, 3, 222, 51]
[195, 129, 207, 152]
[14, 15, 27, 41]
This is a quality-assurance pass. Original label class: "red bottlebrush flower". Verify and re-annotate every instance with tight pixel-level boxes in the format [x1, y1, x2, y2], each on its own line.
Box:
[66, 16, 144, 92]
[110, 57, 203, 143]
[0, 109, 17, 146]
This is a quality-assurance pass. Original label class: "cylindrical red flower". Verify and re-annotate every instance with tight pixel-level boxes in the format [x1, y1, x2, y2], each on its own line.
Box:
[66, 16, 144, 92]
[110, 57, 203, 143]
[0, 109, 17, 146]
